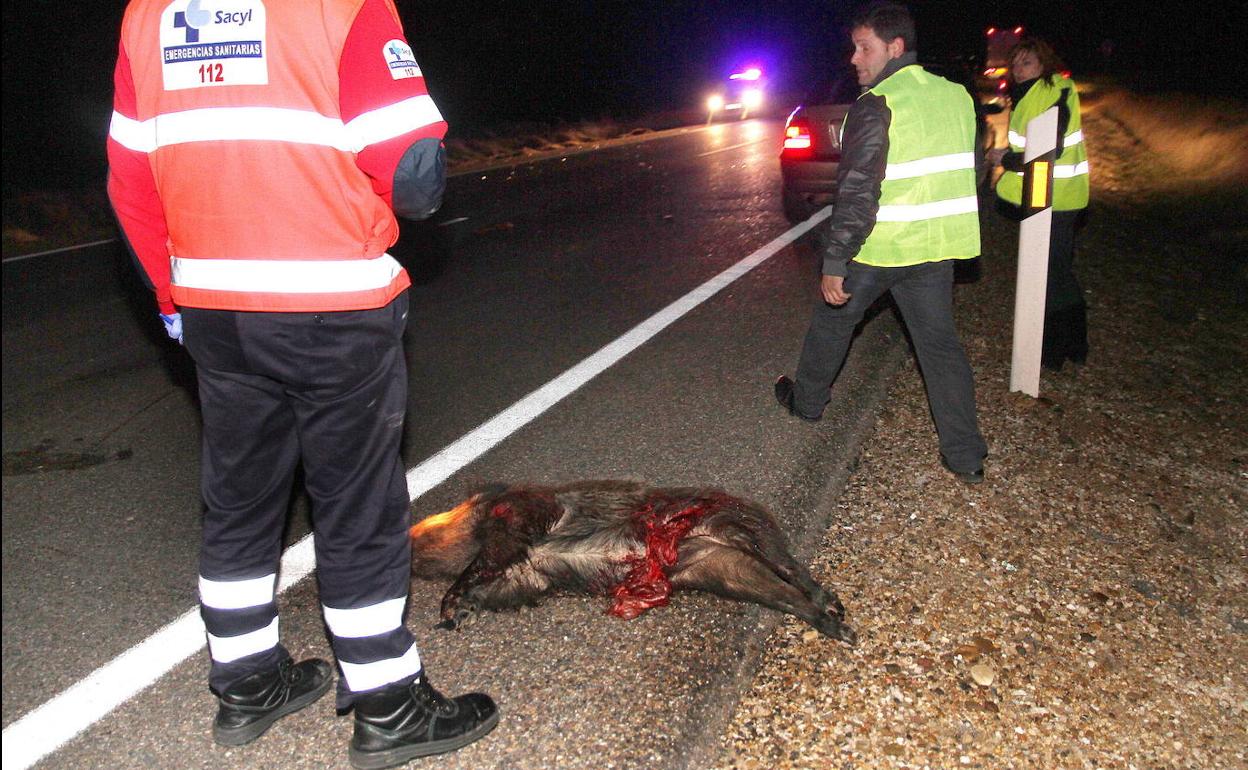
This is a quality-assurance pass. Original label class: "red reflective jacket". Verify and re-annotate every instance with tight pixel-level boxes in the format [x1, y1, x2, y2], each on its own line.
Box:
[108, 0, 446, 312]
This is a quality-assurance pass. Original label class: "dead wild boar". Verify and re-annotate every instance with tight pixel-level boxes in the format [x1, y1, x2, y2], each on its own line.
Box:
[410, 480, 856, 644]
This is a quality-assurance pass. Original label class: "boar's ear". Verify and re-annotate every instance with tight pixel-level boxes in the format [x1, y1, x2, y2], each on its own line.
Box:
[472, 482, 510, 500]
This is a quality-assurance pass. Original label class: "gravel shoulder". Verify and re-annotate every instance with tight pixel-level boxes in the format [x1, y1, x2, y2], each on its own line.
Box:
[716, 94, 1248, 769]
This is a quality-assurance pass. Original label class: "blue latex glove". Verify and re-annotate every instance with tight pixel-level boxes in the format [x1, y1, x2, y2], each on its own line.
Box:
[159, 312, 183, 345]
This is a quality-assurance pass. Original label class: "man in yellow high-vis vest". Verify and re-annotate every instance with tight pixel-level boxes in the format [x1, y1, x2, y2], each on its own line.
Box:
[775, 1, 988, 484]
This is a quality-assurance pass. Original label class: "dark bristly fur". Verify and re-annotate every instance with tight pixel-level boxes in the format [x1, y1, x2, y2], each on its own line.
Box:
[409, 480, 857, 644]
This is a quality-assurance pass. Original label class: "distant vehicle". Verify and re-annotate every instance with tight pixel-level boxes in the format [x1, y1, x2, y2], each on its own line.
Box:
[980, 26, 1024, 103]
[779, 61, 1001, 223]
[705, 67, 766, 122]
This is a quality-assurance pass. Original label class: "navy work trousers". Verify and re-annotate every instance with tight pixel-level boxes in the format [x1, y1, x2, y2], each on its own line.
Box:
[182, 293, 420, 707]
[793, 260, 988, 473]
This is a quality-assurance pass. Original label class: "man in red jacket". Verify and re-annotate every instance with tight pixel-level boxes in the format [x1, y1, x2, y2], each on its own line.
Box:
[107, 1, 497, 765]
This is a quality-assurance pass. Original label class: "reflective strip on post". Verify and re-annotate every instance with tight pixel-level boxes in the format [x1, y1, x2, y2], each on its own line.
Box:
[1026, 160, 1053, 209]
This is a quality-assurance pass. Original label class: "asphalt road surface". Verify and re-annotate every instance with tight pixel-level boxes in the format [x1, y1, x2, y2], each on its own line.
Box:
[2, 118, 908, 769]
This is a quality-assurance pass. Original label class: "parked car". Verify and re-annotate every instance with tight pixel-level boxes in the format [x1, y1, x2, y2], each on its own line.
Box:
[779, 61, 1002, 223]
[778, 68, 859, 222]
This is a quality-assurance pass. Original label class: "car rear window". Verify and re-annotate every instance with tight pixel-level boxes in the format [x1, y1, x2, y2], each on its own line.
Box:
[804, 71, 861, 106]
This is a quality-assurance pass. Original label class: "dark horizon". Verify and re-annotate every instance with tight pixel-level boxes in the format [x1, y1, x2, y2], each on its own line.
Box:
[3, 0, 1245, 195]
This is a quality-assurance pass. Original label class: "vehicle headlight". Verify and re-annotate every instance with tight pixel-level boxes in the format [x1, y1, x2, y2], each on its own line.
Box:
[742, 88, 763, 109]
[707, 94, 725, 112]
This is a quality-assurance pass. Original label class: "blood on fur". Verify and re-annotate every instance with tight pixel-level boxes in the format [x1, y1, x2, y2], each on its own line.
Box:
[610, 500, 710, 619]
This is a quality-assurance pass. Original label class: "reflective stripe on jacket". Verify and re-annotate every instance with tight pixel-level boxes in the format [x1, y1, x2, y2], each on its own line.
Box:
[996, 75, 1089, 211]
[110, 0, 444, 311]
[854, 65, 981, 268]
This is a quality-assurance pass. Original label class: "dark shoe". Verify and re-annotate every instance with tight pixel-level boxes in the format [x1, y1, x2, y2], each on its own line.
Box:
[349, 676, 499, 769]
[941, 456, 985, 485]
[1041, 310, 1068, 371]
[213, 658, 333, 746]
[1067, 304, 1088, 364]
[774, 376, 820, 422]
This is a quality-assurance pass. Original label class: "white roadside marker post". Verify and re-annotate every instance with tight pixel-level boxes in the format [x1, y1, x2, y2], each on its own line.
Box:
[1009, 106, 1059, 397]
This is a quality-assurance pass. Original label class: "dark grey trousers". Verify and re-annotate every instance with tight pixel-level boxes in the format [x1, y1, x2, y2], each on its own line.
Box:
[182, 293, 419, 707]
[793, 259, 988, 472]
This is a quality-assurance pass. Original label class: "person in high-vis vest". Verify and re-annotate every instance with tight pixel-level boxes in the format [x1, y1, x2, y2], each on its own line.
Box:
[775, 2, 988, 485]
[106, 1, 498, 765]
[992, 36, 1090, 370]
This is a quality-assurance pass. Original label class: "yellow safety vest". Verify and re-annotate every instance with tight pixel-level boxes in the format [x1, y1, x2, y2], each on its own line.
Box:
[854, 65, 981, 267]
[996, 75, 1089, 211]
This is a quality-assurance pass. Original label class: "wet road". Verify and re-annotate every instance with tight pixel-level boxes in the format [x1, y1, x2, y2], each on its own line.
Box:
[2, 118, 906, 769]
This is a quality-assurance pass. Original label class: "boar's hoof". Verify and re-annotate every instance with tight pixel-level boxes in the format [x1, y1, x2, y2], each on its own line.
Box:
[815, 612, 858, 646]
[437, 603, 478, 631]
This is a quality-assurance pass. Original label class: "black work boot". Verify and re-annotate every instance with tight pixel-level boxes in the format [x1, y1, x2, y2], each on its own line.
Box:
[213, 657, 333, 746]
[349, 676, 499, 769]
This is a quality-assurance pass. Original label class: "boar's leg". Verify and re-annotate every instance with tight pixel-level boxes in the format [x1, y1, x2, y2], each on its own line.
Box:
[696, 511, 848, 622]
[669, 537, 857, 645]
[437, 520, 552, 630]
[744, 528, 848, 622]
[442, 559, 554, 630]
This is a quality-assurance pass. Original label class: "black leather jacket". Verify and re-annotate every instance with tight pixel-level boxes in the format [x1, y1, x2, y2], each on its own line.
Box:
[818, 52, 917, 276]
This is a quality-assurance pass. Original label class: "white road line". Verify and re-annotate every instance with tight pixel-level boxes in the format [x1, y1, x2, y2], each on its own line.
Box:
[2, 238, 118, 263]
[0, 206, 831, 770]
[403, 206, 830, 501]
[437, 216, 470, 226]
[696, 138, 772, 157]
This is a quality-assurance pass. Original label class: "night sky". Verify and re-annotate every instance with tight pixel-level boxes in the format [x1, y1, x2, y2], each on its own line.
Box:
[3, 1, 1245, 194]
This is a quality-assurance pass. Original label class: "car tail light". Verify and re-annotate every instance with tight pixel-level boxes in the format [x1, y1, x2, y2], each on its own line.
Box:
[783, 118, 812, 156]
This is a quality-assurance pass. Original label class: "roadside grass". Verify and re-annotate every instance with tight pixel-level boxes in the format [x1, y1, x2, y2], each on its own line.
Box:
[2, 188, 118, 254]
[1081, 79, 1248, 184]
[444, 115, 684, 170]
